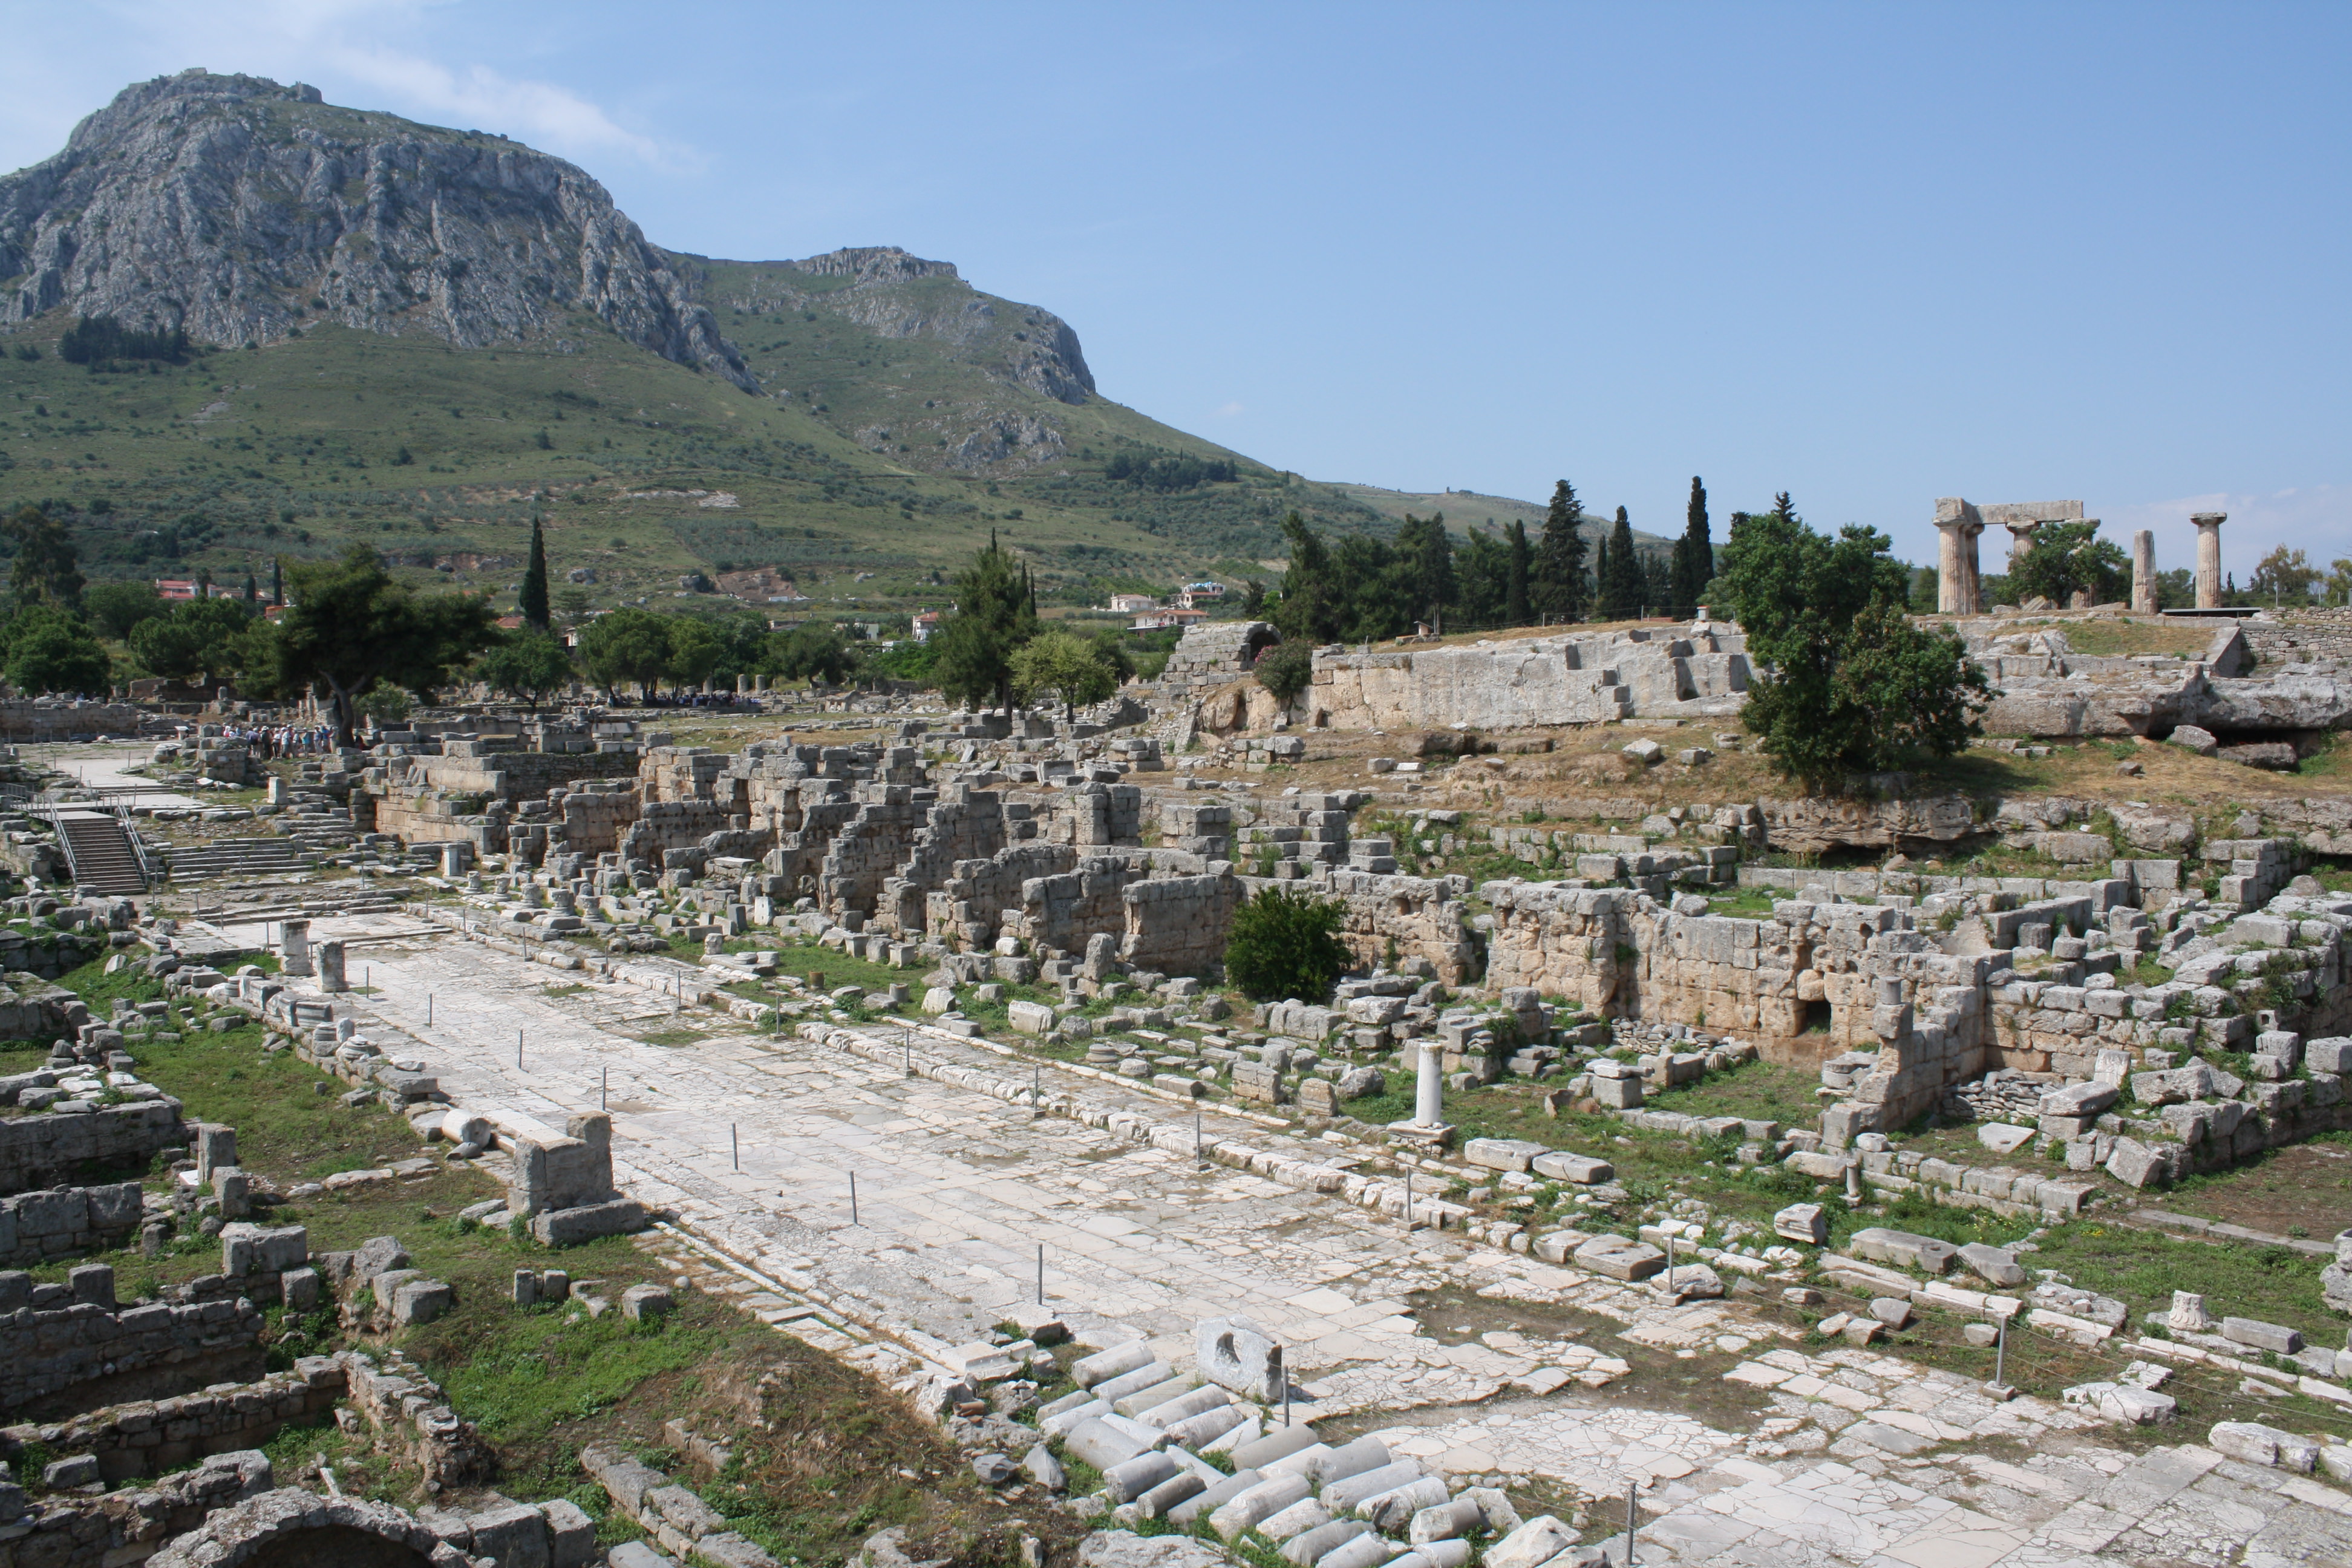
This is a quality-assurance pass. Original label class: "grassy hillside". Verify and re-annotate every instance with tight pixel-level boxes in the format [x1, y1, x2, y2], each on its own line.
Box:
[0, 307, 1387, 616]
[1332, 482, 1673, 554]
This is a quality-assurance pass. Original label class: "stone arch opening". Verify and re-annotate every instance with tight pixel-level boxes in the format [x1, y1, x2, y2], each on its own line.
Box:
[244, 1526, 438, 1568]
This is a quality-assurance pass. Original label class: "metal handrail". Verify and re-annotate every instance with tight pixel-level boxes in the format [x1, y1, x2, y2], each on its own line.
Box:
[114, 800, 156, 887]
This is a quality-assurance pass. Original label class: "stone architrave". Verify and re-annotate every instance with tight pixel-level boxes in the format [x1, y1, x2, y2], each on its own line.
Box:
[2194, 512, 2227, 608]
[2132, 530, 2158, 613]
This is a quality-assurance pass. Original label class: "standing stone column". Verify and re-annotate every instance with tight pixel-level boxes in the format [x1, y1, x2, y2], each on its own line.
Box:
[316, 940, 347, 993]
[440, 841, 469, 877]
[1933, 504, 1986, 614]
[2194, 512, 2227, 608]
[2132, 531, 2158, 613]
[2004, 520, 2040, 567]
[1414, 1038, 1445, 1127]
[279, 918, 312, 978]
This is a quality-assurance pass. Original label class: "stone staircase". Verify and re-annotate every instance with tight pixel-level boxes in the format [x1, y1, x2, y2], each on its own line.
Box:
[167, 837, 315, 882]
[55, 813, 149, 895]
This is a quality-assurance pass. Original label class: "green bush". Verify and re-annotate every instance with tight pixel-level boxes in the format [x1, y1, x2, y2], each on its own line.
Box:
[1223, 886, 1352, 1001]
[1253, 640, 1313, 704]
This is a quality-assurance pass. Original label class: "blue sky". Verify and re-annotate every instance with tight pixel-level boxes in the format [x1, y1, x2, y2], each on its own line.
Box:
[2, 1, 2345, 577]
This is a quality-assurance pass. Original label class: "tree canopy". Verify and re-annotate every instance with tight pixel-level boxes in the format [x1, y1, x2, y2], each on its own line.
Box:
[577, 607, 673, 702]
[1, 606, 108, 696]
[931, 533, 1037, 714]
[2007, 521, 2128, 607]
[4, 505, 85, 611]
[241, 544, 498, 745]
[1529, 480, 1590, 623]
[476, 630, 574, 710]
[129, 596, 252, 683]
[1010, 630, 1119, 721]
[518, 517, 551, 632]
[1715, 495, 1988, 788]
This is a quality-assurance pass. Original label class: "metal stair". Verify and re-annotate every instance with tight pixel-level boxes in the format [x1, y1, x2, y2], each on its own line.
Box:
[51, 811, 149, 895]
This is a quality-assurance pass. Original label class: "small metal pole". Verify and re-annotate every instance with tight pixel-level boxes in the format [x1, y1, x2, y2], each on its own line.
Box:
[517, 1029, 523, 1068]
[427, 995, 433, 1026]
[1036, 1243, 1044, 1305]
[850, 1171, 858, 1224]
[1405, 1169, 1413, 1229]
[1194, 1112, 1203, 1165]
[1994, 1313, 2007, 1387]
[601, 1067, 607, 1111]
[731, 1123, 739, 1171]
[1624, 1479, 1638, 1566]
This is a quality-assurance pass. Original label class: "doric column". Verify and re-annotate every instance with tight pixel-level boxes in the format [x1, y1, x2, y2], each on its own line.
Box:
[2193, 513, 2227, 608]
[2132, 530, 2158, 613]
[2004, 520, 2040, 566]
[1936, 520, 1970, 613]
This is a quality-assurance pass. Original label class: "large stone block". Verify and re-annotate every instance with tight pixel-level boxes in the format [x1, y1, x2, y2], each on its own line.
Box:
[1463, 1138, 1546, 1173]
[1572, 1233, 1665, 1281]
[1198, 1315, 1284, 1402]
[1847, 1228, 1957, 1275]
[1530, 1151, 1612, 1184]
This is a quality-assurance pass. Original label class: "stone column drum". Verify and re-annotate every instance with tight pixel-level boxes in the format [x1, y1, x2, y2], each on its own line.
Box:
[2132, 530, 2158, 613]
[1414, 1039, 1444, 1126]
[2194, 512, 2227, 608]
[1934, 512, 1985, 614]
[316, 940, 347, 993]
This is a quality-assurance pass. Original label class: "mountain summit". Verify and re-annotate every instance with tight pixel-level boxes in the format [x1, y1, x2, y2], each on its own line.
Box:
[0, 68, 754, 389]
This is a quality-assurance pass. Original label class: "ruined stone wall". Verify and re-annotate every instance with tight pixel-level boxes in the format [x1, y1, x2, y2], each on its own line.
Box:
[1024, 854, 1146, 955]
[0, 1269, 265, 1420]
[817, 791, 930, 920]
[0, 1181, 143, 1266]
[1304, 628, 1751, 731]
[880, 788, 1019, 935]
[1480, 884, 1964, 1068]
[0, 1099, 185, 1197]
[1315, 869, 1479, 985]
[1122, 870, 1243, 975]
[553, 781, 641, 856]
[8, 1450, 276, 1568]
[0, 702, 147, 741]
[33, 1362, 345, 1484]
[928, 841, 1076, 950]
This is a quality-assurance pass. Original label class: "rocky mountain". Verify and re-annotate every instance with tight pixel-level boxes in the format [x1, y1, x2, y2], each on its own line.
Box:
[0, 70, 754, 389]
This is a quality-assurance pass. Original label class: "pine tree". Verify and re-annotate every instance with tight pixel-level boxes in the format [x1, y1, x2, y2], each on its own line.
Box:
[934, 531, 1038, 714]
[1599, 506, 1642, 619]
[242, 573, 257, 605]
[1504, 520, 1532, 626]
[1529, 480, 1589, 622]
[519, 516, 551, 631]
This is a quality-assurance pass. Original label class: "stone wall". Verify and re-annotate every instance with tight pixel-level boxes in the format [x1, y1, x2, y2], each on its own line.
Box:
[0, 1267, 266, 1420]
[0, 1098, 185, 1197]
[1303, 626, 1751, 731]
[4, 1449, 276, 1568]
[18, 1361, 345, 1484]
[0, 1181, 143, 1266]
[0, 702, 146, 741]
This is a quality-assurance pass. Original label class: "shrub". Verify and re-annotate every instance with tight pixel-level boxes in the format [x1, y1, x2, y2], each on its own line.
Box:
[1224, 886, 1352, 1002]
[1254, 640, 1313, 704]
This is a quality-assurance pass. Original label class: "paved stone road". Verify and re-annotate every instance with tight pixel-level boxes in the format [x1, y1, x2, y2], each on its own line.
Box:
[295, 915, 2352, 1565]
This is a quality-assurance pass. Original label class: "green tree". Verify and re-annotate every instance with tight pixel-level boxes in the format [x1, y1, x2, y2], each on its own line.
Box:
[2008, 521, 2129, 607]
[1597, 507, 1644, 619]
[1272, 511, 1339, 644]
[1504, 520, 1532, 626]
[931, 534, 1037, 714]
[2249, 545, 2321, 606]
[518, 516, 551, 631]
[129, 597, 252, 683]
[1223, 886, 1353, 1002]
[1529, 480, 1589, 623]
[768, 622, 857, 685]
[83, 581, 166, 641]
[1, 606, 109, 695]
[476, 630, 574, 710]
[1716, 497, 1988, 788]
[1394, 513, 1455, 631]
[240, 543, 497, 744]
[576, 607, 672, 702]
[1454, 524, 1511, 627]
[1669, 475, 1711, 613]
[664, 616, 728, 691]
[2, 505, 85, 610]
[1010, 630, 1119, 720]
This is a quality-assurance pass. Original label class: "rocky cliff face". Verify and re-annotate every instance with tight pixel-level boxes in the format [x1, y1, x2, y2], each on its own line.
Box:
[712, 245, 1097, 407]
[0, 70, 753, 390]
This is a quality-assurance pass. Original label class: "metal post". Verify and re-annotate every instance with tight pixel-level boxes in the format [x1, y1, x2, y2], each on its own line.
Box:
[1405, 1169, 1413, 1229]
[850, 1171, 858, 1225]
[601, 1067, 607, 1111]
[517, 1030, 523, 1069]
[427, 995, 433, 1026]
[1036, 1244, 1044, 1306]
[1994, 1314, 2007, 1387]
[731, 1124, 739, 1171]
[1195, 1112, 1203, 1165]
[1624, 1480, 1638, 1566]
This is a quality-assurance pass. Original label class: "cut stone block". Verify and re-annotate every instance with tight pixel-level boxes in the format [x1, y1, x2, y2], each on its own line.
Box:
[1485, 1516, 1579, 1568]
[1957, 1243, 2026, 1287]
[1846, 1227, 1957, 1275]
[1198, 1315, 1285, 1402]
[2209, 1421, 2321, 1473]
[1463, 1138, 1546, 1172]
[1975, 1123, 2035, 1154]
[1572, 1233, 1665, 1281]
[2221, 1317, 2303, 1355]
[1529, 1151, 1613, 1184]
[1774, 1203, 1829, 1245]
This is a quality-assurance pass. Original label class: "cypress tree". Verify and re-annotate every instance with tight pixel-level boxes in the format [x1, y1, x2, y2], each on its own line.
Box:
[1529, 480, 1590, 622]
[1669, 475, 1711, 613]
[270, 556, 283, 605]
[519, 516, 551, 631]
[1504, 520, 1532, 626]
[1593, 535, 1610, 619]
[1599, 506, 1642, 619]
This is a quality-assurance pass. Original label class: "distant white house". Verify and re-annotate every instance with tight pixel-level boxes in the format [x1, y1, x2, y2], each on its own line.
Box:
[913, 609, 942, 642]
[1180, 580, 1226, 599]
[1132, 607, 1208, 632]
[1107, 592, 1158, 615]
